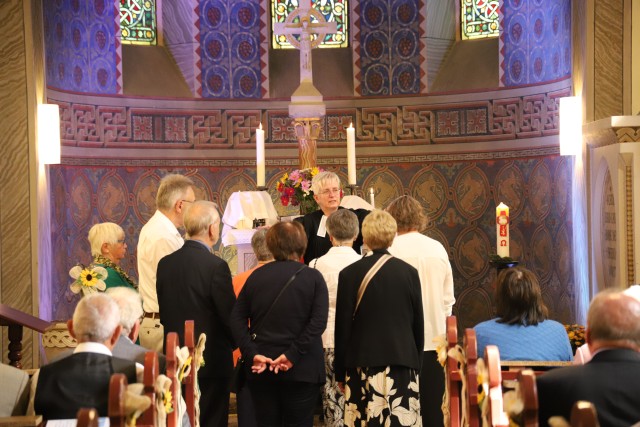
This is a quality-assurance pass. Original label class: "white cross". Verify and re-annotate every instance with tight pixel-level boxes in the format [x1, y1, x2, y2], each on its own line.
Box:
[273, 0, 337, 83]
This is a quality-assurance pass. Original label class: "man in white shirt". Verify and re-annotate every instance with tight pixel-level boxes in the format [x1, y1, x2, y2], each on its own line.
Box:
[387, 195, 455, 427]
[137, 173, 195, 352]
[310, 209, 362, 427]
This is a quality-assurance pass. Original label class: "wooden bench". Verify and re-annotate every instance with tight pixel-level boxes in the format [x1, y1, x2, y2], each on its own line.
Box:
[570, 401, 599, 427]
[76, 408, 99, 427]
[166, 332, 180, 427]
[184, 320, 196, 427]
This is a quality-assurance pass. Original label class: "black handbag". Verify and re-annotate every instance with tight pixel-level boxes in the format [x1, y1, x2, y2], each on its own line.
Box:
[230, 265, 305, 393]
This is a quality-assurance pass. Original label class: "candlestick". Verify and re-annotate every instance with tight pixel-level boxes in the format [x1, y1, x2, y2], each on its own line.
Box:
[496, 202, 510, 258]
[256, 123, 265, 187]
[369, 187, 375, 208]
[347, 123, 356, 185]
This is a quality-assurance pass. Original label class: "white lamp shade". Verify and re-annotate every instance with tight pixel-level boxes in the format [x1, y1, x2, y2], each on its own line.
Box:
[38, 104, 61, 164]
[559, 96, 582, 156]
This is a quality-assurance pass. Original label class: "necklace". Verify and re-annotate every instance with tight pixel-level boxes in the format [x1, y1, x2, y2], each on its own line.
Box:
[93, 255, 138, 289]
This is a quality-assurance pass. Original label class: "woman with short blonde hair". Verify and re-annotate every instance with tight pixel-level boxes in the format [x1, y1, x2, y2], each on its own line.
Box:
[87, 222, 136, 290]
[335, 209, 424, 426]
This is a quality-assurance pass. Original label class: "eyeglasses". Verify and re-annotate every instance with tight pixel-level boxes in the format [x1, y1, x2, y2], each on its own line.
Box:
[116, 239, 126, 244]
[319, 188, 341, 196]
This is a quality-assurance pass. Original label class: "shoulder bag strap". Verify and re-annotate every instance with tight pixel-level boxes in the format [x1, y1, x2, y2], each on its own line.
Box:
[250, 265, 306, 340]
[353, 254, 392, 319]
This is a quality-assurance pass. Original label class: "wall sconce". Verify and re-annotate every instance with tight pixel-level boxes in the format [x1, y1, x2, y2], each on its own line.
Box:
[559, 96, 582, 156]
[37, 103, 61, 164]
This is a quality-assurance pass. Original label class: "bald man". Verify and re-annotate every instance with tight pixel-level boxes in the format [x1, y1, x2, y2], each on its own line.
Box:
[537, 289, 640, 426]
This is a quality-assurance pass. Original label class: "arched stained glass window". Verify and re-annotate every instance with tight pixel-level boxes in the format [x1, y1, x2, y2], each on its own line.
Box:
[120, 0, 157, 45]
[271, 0, 349, 49]
[461, 0, 499, 40]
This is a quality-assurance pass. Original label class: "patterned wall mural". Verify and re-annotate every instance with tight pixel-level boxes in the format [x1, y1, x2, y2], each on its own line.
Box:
[354, 0, 427, 96]
[499, 0, 572, 86]
[43, 0, 121, 94]
[41, 0, 573, 98]
[49, 155, 575, 333]
[198, 0, 265, 98]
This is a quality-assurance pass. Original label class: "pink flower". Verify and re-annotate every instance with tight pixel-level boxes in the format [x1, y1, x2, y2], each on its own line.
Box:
[301, 180, 311, 192]
[289, 170, 301, 182]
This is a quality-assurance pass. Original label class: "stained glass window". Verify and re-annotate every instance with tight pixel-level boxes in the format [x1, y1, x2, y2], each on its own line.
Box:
[461, 0, 499, 40]
[271, 0, 348, 49]
[120, 0, 157, 45]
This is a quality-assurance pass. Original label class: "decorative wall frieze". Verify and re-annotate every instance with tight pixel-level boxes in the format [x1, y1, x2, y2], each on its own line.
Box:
[49, 85, 570, 149]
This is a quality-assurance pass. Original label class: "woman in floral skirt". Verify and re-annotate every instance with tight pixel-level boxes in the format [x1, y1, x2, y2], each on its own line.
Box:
[334, 210, 424, 427]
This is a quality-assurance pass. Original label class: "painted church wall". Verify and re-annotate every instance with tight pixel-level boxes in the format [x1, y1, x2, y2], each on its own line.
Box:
[43, 0, 121, 94]
[46, 78, 577, 331]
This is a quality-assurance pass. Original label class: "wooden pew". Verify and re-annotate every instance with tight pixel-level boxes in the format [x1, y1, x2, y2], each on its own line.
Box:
[571, 401, 599, 427]
[446, 316, 462, 427]
[139, 351, 159, 427]
[463, 328, 480, 427]
[517, 370, 538, 427]
[184, 320, 196, 427]
[109, 374, 128, 427]
[109, 371, 155, 427]
[165, 332, 179, 427]
[76, 408, 99, 427]
[484, 345, 509, 427]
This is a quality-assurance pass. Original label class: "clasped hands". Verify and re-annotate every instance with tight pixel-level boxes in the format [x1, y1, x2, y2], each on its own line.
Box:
[252, 354, 293, 374]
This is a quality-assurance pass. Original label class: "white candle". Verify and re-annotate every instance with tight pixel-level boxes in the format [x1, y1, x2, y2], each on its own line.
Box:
[256, 123, 265, 187]
[496, 202, 510, 258]
[369, 187, 375, 208]
[347, 123, 356, 185]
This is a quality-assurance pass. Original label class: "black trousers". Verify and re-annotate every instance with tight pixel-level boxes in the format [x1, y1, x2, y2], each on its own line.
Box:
[421, 350, 445, 427]
[237, 384, 258, 427]
[249, 380, 321, 427]
[198, 376, 231, 427]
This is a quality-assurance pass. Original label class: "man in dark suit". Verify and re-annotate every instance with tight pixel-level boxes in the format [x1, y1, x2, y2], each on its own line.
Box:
[157, 200, 236, 427]
[34, 293, 137, 419]
[537, 289, 640, 427]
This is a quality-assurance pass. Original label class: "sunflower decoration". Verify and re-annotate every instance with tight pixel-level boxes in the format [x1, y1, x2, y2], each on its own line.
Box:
[69, 264, 108, 296]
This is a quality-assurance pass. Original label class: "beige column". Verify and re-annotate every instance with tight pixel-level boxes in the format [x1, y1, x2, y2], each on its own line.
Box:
[0, 0, 46, 368]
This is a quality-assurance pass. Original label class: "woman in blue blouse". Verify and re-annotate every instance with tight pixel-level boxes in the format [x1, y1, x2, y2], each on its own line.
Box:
[474, 266, 572, 361]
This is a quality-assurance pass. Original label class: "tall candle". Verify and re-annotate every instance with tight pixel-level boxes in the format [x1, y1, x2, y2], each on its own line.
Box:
[256, 123, 265, 187]
[369, 187, 375, 208]
[347, 123, 356, 185]
[496, 202, 510, 258]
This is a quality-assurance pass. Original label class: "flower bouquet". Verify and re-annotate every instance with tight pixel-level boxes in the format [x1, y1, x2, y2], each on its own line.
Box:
[564, 324, 586, 354]
[69, 264, 108, 297]
[276, 167, 322, 214]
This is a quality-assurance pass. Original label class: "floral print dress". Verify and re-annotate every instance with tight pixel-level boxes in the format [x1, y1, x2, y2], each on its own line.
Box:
[344, 365, 421, 427]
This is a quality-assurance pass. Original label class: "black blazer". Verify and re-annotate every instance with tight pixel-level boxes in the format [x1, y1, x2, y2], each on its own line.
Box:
[230, 260, 329, 384]
[295, 207, 370, 264]
[537, 348, 640, 427]
[157, 239, 236, 378]
[34, 352, 137, 419]
[334, 250, 424, 382]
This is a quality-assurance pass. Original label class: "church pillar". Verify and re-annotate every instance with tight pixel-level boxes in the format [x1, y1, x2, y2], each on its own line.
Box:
[585, 118, 640, 294]
[0, 0, 46, 368]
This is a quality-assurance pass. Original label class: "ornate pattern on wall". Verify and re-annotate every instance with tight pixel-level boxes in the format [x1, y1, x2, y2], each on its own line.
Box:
[353, 0, 428, 96]
[499, 0, 571, 87]
[198, 0, 265, 98]
[43, 0, 121, 94]
[49, 153, 575, 330]
[49, 86, 569, 147]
